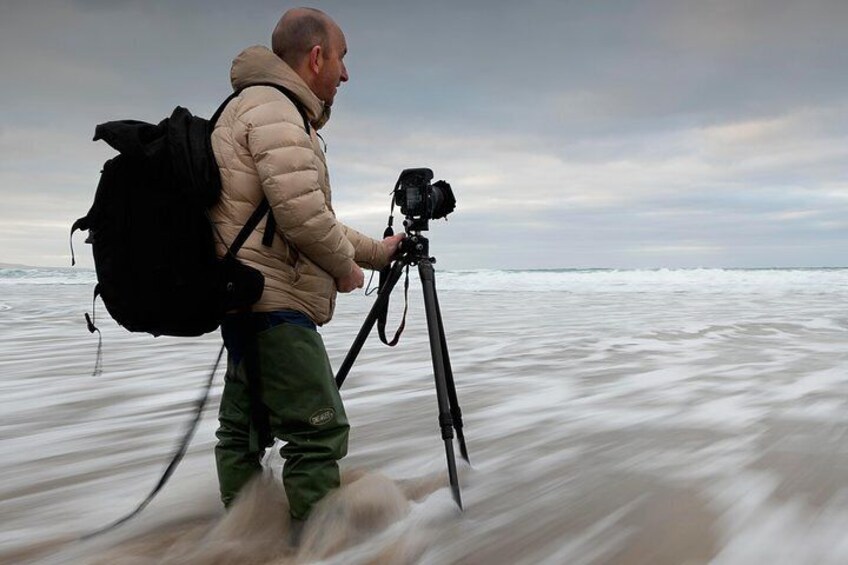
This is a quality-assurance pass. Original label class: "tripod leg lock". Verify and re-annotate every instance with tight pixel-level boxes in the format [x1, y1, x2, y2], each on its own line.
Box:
[439, 413, 455, 440]
[451, 407, 464, 430]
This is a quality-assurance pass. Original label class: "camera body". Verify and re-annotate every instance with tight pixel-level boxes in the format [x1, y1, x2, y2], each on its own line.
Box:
[393, 168, 456, 232]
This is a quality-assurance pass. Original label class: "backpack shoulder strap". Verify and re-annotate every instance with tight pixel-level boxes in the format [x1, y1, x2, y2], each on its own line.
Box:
[213, 82, 313, 252]
[212, 82, 311, 133]
[227, 199, 270, 256]
[209, 90, 242, 129]
[251, 82, 311, 133]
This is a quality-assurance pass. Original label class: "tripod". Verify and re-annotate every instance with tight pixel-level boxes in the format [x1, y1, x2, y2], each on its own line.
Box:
[335, 232, 470, 509]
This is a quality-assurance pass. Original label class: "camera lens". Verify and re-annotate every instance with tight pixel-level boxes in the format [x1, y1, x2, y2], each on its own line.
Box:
[429, 181, 456, 220]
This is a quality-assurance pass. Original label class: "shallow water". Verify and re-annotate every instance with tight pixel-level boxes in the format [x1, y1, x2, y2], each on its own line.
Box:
[2, 268, 848, 564]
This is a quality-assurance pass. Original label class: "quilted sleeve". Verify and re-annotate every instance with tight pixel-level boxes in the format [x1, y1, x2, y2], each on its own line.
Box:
[238, 90, 355, 279]
[341, 223, 391, 271]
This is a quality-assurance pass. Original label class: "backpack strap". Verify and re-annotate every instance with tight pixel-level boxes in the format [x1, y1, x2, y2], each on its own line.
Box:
[227, 199, 270, 257]
[212, 82, 311, 134]
[212, 82, 312, 250]
[259, 83, 311, 133]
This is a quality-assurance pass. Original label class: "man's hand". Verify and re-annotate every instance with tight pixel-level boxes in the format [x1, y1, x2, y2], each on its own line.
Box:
[382, 233, 406, 261]
[336, 263, 364, 293]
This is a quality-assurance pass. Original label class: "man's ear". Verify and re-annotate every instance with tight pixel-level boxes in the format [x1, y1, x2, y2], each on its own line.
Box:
[308, 44, 324, 75]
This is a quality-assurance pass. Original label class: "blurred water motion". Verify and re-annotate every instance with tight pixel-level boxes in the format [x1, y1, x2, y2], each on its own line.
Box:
[2, 268, 848, 564]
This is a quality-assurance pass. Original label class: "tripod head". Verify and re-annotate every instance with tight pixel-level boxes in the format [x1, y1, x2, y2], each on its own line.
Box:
[397, 229, 431, 265]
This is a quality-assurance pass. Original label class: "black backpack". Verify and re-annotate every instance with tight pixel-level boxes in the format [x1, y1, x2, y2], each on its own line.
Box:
[71, 83, 310, 337]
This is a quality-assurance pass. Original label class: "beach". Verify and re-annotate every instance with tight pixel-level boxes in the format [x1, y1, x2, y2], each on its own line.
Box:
[2, 267, 848, 564]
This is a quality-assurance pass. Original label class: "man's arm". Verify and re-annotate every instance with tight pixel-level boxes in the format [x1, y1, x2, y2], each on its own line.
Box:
[340, 224, 406, 270]
[333, 230, 402, 292]
[239, 91, 356, 280]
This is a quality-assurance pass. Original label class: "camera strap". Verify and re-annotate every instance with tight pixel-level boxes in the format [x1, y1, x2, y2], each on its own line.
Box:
[376, 263, 409, 346]
[375, 220, 409, 346]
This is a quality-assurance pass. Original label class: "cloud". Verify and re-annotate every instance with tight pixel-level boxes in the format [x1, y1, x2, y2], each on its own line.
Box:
[327, 95, 848, 269]
[1, 0, 847, 268]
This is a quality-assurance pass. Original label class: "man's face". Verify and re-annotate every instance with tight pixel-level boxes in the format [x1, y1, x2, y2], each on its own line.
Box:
[315, 25, 348, 106]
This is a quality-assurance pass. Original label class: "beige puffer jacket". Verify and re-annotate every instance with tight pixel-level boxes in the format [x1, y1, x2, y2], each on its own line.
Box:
[210, 45, 389, 324]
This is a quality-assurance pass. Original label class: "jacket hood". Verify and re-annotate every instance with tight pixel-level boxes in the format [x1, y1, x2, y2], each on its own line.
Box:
[230, 45, 331, 130]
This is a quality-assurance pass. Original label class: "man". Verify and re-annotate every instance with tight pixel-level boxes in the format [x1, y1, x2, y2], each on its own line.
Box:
[209, 7, 403, 528]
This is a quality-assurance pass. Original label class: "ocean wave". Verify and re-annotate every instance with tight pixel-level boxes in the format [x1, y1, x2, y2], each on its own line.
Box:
[3, 266, 847, 293]
[0, 268, 96, 285]
[433, 268, 848, 293]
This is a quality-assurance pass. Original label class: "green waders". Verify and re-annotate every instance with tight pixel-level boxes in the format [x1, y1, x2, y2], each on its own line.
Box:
[215, 312, 349, 520]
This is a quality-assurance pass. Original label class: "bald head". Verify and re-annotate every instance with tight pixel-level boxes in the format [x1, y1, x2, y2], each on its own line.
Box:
[272, 7, 334, 68]
[271, 7, 349, 106]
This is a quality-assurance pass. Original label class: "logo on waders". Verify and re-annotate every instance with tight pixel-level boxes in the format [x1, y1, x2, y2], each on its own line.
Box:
[309, 408, 335, 426]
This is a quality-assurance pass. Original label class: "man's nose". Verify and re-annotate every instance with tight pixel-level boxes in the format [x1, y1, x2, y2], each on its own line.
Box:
[340, 64, 349, 83]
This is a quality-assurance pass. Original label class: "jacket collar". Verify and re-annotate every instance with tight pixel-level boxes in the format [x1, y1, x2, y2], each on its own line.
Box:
[230, 45, 331, 130]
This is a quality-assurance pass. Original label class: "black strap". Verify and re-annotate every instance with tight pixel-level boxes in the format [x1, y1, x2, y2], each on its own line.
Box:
[213, 83, 311, 251]
[213, 82, 311, 134]
[377, 265, 410, 346]
[84, 285, 101, 334]
[243, 325, 271, 451]
[209, 91, 240, 129]
[69, 217, 89, 266]
[262, 213, 277, 247]
[81, 343, 225, 540]
[373, 221, 409, 346]
[227, 199, 270, 257]
[86, 285, 103, 377]
[250, 83, 311, 133]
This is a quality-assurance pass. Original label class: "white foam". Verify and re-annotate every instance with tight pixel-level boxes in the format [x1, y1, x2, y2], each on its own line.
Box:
[434, 268, 848, 293]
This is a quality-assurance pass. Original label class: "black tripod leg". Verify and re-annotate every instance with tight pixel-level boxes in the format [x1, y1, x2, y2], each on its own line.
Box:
[418, 260, 463, 510]
[430, 282, 470, 464]
[335, 260, 406, 388]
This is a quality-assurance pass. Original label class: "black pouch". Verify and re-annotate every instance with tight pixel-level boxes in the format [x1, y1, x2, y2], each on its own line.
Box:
[220, 255, 265, 312]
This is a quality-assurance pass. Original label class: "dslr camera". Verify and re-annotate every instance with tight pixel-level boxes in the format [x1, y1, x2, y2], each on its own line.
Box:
[393, 168, 456, 232]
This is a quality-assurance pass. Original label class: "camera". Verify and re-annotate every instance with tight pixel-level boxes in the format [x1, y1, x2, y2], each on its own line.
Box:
[393, 168, 456, 230]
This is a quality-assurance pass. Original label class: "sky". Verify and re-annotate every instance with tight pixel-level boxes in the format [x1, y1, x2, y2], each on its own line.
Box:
[1, 0, 846, 270]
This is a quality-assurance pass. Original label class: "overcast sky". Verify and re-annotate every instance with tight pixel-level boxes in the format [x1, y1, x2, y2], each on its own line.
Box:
[1, 0, 846, 269]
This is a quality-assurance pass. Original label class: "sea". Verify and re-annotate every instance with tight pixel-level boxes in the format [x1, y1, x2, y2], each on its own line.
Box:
[2, 266, 848, 564]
